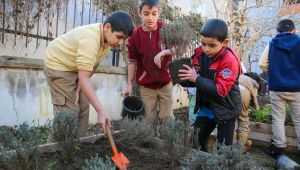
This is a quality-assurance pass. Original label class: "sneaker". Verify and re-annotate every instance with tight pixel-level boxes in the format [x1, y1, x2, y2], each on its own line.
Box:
[264, 144, 285, 159]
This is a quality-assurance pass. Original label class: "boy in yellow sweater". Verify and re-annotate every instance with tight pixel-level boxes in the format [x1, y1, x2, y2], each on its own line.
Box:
[44, 10, 134, 141]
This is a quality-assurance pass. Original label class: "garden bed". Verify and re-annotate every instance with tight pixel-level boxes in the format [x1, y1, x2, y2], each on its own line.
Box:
[1, 108, 299, 169]
[249, 122, 298, 153]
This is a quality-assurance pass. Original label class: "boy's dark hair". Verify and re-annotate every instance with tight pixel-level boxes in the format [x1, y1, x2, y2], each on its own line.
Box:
[104, 10, 135, 37]
[200, 18, 228, 42]
[139, 0, 160, 12]
[244, 72, 263, 92]
[276, 19, 295, 33]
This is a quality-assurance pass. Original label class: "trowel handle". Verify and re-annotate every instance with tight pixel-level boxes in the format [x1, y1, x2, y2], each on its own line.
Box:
[106, 126, 119, 156]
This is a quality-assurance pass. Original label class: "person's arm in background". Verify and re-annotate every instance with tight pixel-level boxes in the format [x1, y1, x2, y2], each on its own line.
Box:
[123, 34, 137, 96]
[124, 61, 136, 96]
[259, 44, 269, 72]
[154, 47, 175, 69]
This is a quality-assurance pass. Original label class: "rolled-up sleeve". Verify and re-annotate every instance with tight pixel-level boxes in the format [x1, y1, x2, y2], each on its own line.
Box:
[76, 37, 99, 71]
[127, 36, 138, 63]
[259, 45, 269, 72]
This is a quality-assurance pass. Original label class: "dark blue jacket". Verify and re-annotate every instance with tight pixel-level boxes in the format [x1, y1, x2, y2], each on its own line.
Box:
[269, 33, 300, 92]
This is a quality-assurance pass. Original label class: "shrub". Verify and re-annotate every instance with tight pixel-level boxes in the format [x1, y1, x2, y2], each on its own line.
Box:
[251, 107, 271, 123]
[165, 119, 189, 146]
[163, 119, 192, 156]
[117, 118, 154, 146]
[251, 105, 294, 127]
[49, 111, 81, 162]
[0, 122, 40, 170]
[181, 143, 256, 170]
[82, 154, 115, 170]
[160, 19, 193, 57]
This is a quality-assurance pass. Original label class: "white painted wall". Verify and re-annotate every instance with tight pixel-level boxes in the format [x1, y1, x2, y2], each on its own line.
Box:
[0, 68, 188, 126]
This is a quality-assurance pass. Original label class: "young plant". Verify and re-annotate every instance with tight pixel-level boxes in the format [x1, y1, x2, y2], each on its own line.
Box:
[117, 118, 154, 146]
[251, 107, 271, 123]
[160, 19, 193, 58]
[285, 104, 293, 127]
[0, 122, 40, 170]
[181, 143, 256, 170]
[49, 111, 81, 162]
[164, 119, 192, 156]
[82, 154, 115, 170]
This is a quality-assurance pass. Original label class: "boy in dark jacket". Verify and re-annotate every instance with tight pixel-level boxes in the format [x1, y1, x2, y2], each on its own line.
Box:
[259, 19, 300, 158]
[179, 18, 242, 152]
[123, 0, 174, 137]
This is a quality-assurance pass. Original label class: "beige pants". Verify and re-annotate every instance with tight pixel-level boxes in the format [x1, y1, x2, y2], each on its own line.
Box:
[140, 82, 174, 137]
[44, 67, 90, 142]
[235, 85, 251, 132]
[270, 91, 300, 150]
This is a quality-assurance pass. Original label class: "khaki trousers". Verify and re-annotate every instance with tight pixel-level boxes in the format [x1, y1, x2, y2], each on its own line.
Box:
[44, 67, 90, 141]
[140, 82, 174, 137]
[235, 85, 251, 132]
[270, 91, 300, 150]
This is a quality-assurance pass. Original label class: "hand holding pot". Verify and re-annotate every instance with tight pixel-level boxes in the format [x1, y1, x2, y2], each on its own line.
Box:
[178, 64, 198, 83]
[154, 48, 175, 69]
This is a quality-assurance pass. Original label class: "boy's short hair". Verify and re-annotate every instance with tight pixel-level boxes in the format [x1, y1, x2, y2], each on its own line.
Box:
[200, 18, 228, 42]
[104, 10, 135, 37]
[276, 19, 295, 33]
[139, 0, 160, 11]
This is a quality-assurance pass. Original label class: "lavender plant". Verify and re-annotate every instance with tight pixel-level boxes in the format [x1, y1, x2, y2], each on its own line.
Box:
[181, 143, 256, 170]
[117, 118, 154, 146]
[0, 122, 40, 170]
[160, 19, 193, 58]
[82, 154, 115, 170]
[49, 111, 81, 162]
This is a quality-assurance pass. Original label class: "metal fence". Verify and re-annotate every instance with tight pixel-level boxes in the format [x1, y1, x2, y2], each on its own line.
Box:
[0, 0, 201, 66]
[0, 0, 125, 66]
[0, 0, 108, 46]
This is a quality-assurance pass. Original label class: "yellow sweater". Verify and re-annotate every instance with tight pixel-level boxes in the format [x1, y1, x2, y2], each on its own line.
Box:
[45, 23, 110, 72]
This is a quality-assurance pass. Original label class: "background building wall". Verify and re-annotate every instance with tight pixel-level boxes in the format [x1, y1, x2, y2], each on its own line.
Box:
[0, 67, 188, 126]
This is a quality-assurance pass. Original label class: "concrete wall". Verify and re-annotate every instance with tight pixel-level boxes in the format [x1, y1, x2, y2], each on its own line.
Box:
[0, 63, 188, 126]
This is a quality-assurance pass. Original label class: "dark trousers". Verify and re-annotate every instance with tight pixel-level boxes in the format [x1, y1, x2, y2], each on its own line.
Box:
[195, 117, 236, 152]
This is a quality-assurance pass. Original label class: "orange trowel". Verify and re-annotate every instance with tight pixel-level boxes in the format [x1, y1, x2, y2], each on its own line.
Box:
[106, 126, 130, 170]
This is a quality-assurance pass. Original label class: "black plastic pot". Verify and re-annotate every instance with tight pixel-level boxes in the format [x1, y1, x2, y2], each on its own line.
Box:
[121, 96, 144, 119]
[168, 58, 194, 87]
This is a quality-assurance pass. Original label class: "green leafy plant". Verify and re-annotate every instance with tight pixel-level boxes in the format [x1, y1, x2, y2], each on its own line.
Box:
[82, 154, 115, 170]
[251, 107, 272, 123]
[285, 104, 293, 127]
[251, 105, 294, 126]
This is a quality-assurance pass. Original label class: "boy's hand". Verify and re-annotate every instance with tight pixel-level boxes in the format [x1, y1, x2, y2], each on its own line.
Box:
[179, 64, 198, 83]
[154, 48, 175, 69]
[122, 85, 132, 96]
[98, 109, 111, 133]
[154, 51, 164, 69]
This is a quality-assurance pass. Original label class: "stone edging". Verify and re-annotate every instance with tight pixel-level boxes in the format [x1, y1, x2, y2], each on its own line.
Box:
[0, 130, 123, 159]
